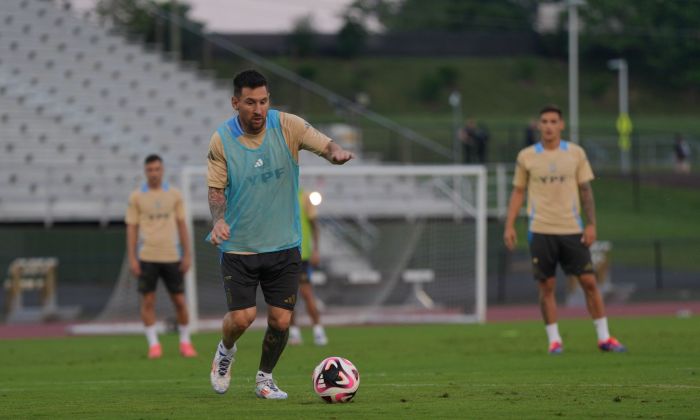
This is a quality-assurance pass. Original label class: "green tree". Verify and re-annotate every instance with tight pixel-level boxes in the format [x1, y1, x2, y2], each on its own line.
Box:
[336, 17, 368, 58]
[579, 0, 700, 89]
[345, 0, 538, 32]
[95, 0, 205, 62]
[288, 15, 317, 57]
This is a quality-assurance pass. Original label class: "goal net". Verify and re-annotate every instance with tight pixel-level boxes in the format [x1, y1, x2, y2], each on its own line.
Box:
[184, 163, 487, 330]
[70, 163, 487, 334]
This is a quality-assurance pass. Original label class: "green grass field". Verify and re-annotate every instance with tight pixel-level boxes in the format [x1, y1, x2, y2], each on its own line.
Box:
[2, 317, 698, 419]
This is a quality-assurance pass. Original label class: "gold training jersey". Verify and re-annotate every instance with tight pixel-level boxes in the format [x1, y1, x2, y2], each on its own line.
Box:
[125, 184, 185, 262]
[512, 141, 594, 235]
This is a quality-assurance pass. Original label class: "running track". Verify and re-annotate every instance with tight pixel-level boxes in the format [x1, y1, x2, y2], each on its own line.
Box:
[1, 301, 698, 340]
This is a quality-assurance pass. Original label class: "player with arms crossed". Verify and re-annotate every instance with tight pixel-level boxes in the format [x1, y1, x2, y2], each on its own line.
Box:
[503, 105, 626, 355]
[207, 70, 353, 399]
[126, 154, 197, 359]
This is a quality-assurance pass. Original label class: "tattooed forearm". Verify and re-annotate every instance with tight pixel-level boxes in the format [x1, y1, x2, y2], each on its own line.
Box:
[208, 187, 226, 225]
[579, 182, 596, 226]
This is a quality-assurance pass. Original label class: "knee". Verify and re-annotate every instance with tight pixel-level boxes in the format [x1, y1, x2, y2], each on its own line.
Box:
[538, 282, 555, 297]
[141, 294, 156, 310]
[578, 275, 598, 293]
[172, 296, 187, 311]
[225, 312, 255, 331]
[268, 315, 291, 331]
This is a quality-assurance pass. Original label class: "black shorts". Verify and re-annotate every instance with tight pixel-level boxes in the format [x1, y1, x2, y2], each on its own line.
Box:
[138, 261, 184, 294]
[220, 247, 301, 311]
[528, 233, 594, 281]
[299, 261, 312, 285]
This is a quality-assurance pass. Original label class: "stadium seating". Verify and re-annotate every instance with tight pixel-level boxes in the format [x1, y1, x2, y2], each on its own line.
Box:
[0, 0, 229, 222]
[0, 1, 460, 225]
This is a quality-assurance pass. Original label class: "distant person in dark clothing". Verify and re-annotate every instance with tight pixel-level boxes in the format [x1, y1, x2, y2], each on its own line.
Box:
[459, 119, 477, 163]
[674, 133, 691, 174]
[460, 119, 489, 164]
[525, 119, 538, 147]
[475, 122, 489, 163]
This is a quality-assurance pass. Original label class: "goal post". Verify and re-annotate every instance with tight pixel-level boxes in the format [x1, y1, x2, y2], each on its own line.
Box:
[68, 164, 488, 335]
[181, 165, 201, 332]
[181, 164, 488, 331]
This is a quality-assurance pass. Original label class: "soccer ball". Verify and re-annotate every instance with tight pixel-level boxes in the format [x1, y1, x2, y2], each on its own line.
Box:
[312, 356, 360, 403]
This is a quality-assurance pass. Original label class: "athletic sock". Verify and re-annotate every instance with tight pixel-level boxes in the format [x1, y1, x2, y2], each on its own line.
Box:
[178, 324, 191, 344]
[218, 340, 236, 357]
[144, 324, 159, 347]
[256, 370, 272, 383]
[593, 317, 610, 342]
[289, 326, 301, 338]
[545, 323, 562, 344]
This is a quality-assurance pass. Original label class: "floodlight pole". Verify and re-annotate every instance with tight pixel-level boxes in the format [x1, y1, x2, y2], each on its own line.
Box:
[608, 58, 631, 174]
[568, 0, 584, 144]
[449, 91, 462, 163]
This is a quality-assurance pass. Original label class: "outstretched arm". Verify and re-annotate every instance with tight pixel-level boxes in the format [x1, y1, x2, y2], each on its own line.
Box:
[578, 182, 597, 247]
[321, 141, 354, 165]
[503, 186, 525, 251]
[208, 187, 230, 245]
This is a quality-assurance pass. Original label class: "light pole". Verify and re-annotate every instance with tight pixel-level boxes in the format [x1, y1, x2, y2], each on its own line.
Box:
[449, 90, 462, 164]
[608, 58, 632, 174]
[568, 0, 584, 144]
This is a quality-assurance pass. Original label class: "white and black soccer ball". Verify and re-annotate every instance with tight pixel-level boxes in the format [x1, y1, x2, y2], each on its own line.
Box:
[312, 356, 360, 403]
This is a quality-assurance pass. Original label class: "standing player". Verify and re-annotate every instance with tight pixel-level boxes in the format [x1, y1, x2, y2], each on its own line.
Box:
[207, 70, 353, 399]
[126, 154, 197, 359]
[503, 105, 626, 355]
[288, 189, 328, 346]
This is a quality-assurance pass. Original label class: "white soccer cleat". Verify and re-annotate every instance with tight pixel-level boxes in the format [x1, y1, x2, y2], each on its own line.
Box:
[255, 378, 288, 400]
[210, 343, 236, 394]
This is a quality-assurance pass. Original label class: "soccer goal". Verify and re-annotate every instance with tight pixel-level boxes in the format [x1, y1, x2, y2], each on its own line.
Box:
[181, 163, 487, 331]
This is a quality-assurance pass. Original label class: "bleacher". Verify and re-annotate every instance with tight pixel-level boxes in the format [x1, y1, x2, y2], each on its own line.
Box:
[0, 0, 230, 222]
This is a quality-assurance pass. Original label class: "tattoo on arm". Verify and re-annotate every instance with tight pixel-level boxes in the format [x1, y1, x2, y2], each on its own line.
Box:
[579, 182, 596, 225]
[208, 187, 226, 225]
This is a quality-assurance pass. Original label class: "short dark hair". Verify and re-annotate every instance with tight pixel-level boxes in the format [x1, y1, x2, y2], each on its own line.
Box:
[233, 69, 268, 97]
[539, 105, 563, 118]
[144, 154, 162, 165]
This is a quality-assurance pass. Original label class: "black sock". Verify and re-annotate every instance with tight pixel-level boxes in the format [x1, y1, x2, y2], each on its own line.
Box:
[258, 325, 289, 374]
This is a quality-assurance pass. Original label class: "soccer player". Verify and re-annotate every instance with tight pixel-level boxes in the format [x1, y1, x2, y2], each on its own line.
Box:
[503, 105, 626, 355]
[207, 70, 353, 399]
[125, 154, 197, 359]
[288, 189, 328, 346]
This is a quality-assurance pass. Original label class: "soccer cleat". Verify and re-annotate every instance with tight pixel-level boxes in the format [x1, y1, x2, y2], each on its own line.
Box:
[548, 341, 563, 355]
[179, 342, 198, 358]
[255, 378, 288, 400]
[598, 337, 627, 353]
[210, 344, 236, 394]
[288, 327, 302, 346]
[148, 344, 162, 359]
[313, 327, 328, 346]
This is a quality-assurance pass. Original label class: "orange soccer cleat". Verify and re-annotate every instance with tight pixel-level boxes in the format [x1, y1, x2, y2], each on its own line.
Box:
[148, 343, 162, 359]
[179, 342, 198, 358]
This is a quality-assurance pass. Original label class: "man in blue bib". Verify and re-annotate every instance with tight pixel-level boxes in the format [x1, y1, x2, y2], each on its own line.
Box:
[207, 70, 353, 399]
